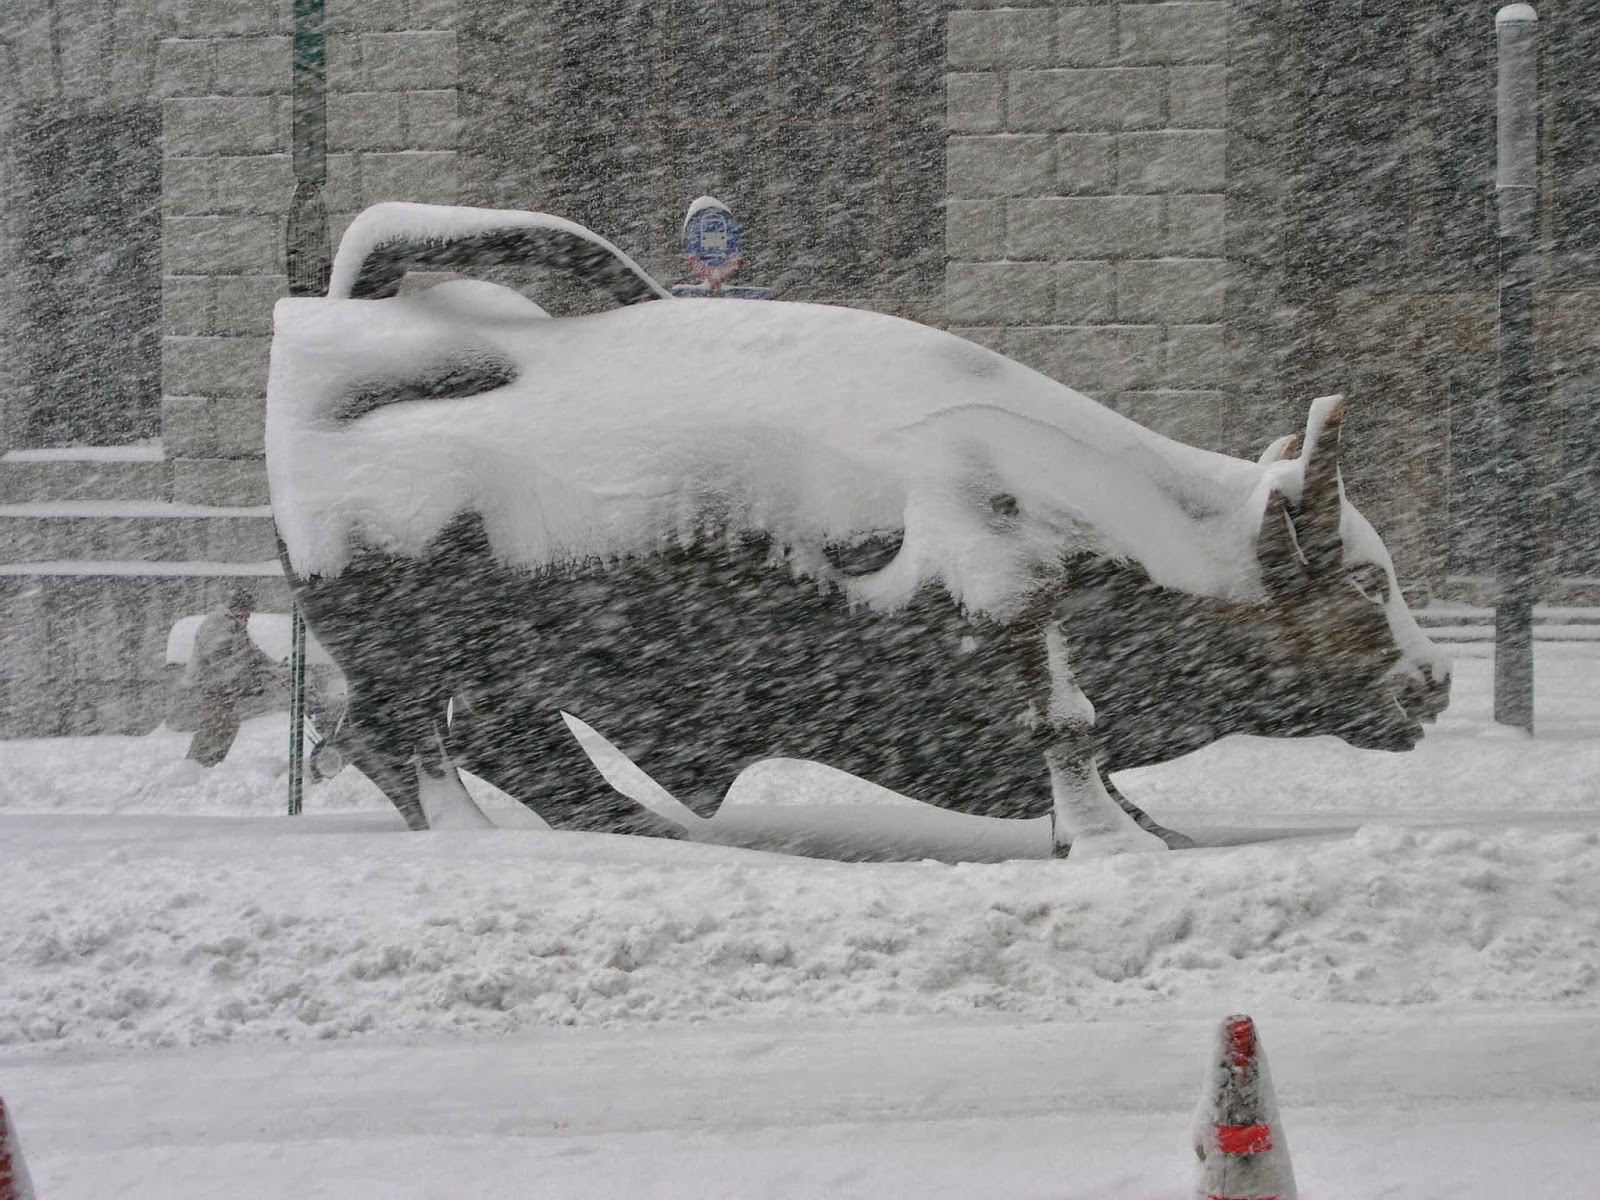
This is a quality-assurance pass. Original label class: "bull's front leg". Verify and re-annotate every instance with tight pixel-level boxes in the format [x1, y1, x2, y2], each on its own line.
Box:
[1042, 625, 1167, 858]
[415, 721, 494, 829]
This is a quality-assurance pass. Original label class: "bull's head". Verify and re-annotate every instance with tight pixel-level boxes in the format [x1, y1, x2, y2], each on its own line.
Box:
[1251, 395, 1451, 751]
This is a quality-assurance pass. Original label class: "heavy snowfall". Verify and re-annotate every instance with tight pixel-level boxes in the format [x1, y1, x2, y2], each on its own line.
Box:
[4, 1, 1600, 1197]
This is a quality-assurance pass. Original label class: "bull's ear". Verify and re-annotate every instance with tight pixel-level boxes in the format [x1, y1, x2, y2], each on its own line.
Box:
[1295, 394, 1345, 572]
[1256, 433, 1299, 466]
[1256, 488, 1308, 593]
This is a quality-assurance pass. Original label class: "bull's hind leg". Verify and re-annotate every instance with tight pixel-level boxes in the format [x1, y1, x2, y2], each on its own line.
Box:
[1043, 626, 1166, 859]
[340, 679, 449, 831]
[342, 713, 426, 829]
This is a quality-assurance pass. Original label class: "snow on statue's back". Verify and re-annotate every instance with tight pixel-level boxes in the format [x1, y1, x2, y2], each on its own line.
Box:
[272, 263, 1259, 608]
[266, 202, 1452, 852]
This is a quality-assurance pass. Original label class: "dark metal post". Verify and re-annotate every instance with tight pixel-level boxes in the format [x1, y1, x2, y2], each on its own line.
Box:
[286, 0, 330, 813]
[288, 611, 306, 815]
[1493, 4, 1538, 733]
[288, 0, 331, 299]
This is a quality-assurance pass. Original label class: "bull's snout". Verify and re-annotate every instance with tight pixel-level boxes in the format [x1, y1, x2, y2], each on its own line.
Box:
[1397, 662, 1451, 724]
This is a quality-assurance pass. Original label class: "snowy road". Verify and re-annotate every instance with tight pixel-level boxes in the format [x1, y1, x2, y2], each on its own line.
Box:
[5, 1010, 1598, 1198]
[1, 643, 1596, 1196]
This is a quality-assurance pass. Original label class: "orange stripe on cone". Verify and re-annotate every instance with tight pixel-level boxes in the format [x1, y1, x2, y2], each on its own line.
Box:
[0, 1095, 38, 1200]
[1214, 1123, 1273, 1156]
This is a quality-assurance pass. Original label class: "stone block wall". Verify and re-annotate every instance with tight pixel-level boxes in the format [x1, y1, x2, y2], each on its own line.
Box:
[155, 0, 459, 507]
[944, 1, 1243, 455]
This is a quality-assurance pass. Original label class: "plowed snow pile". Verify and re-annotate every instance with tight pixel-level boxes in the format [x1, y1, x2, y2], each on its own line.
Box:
[3, 817, 1597, 1051]
[2, 646, 1596, 1052]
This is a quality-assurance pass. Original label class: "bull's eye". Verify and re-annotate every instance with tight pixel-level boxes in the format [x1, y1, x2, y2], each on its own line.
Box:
[989, 492, 1020, 519]
[1347, 563, 1390, 604]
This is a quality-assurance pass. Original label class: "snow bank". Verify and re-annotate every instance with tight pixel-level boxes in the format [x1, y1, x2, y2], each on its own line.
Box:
[0, 649, 1596, 1053]
[1, 813, 1594, 1052]
[5, 641, 1591, 1055]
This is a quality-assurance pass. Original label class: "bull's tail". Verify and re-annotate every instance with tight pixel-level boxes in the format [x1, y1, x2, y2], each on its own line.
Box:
[327, 201, 673, 306]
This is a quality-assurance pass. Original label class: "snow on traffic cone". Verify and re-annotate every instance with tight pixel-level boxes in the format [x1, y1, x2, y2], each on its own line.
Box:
[0, 1095, 37, 1200]
[1191, 1015, 1297, 1200]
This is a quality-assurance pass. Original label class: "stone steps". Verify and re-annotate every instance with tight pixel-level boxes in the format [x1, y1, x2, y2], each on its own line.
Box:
[0, 501, 277, 564]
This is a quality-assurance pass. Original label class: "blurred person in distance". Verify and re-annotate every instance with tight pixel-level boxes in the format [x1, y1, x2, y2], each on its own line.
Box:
[184, 587, 288, 767]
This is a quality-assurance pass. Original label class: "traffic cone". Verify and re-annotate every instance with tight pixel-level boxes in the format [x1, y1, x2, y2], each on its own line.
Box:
[0, 1095, 36, 1200]
[1191, 1015, 1298, 1200]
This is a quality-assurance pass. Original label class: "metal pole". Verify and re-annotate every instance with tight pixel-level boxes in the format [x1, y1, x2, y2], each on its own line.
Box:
[286, 0, 329, 813]
[288, 0, 330, 299]
[1493, 4, 1538, 733]
[288, 610, 306, 815]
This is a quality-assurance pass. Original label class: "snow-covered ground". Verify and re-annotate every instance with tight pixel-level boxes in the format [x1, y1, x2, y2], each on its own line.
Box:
[1, 642, 1596, 1197]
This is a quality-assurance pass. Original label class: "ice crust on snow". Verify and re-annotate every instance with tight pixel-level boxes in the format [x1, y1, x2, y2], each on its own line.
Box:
[270, 275, 1294, 616]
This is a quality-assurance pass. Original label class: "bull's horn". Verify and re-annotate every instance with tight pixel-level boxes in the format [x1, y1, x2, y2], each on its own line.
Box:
[1256, 433, 1299, 466]
[1295, 394, 1344, 569]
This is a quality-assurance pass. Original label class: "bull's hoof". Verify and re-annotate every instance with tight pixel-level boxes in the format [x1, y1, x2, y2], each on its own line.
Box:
[1058, 824, 1169, 860]
[1145, 823, 1197, 851]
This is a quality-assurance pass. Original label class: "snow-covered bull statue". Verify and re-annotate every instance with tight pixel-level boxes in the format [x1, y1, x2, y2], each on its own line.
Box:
[267, 202, 1451, 856]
